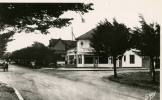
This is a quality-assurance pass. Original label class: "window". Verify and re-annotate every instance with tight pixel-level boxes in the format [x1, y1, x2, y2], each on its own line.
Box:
[80, 41, 83, 46]
[78, 55, 82, 64]
[130, 55, 135, 64]
[99, 56, 108, 64]
[124, 55, 126, 62]
[85, 55, 94, 64]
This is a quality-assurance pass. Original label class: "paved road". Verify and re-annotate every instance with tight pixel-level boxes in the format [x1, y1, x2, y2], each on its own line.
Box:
[0, 65, 159, 100]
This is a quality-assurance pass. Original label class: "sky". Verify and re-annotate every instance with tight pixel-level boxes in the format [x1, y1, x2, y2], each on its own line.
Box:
[5, 0, 162, 52]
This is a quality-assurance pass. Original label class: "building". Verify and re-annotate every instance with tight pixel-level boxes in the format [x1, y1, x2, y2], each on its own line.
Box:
[122, 49, 142, 67]
[67, 29, 143, 67]
[66, 47, 77, 64]
[49, 38, 76, 65]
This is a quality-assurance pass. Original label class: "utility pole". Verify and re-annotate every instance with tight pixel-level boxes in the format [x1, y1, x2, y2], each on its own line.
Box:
[71, 25, 76, 41]
[71, 11, 85, 41]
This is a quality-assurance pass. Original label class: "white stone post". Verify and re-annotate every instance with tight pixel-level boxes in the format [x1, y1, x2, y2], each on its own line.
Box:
[82, 54, 84, 65]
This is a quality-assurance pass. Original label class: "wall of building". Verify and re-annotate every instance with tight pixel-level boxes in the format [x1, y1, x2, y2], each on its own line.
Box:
[77, 40, 94, 53]
[142, 56, 150, 68]
[122, 50, 142, 67]
[75, 39, 143, 68]
[76, 54, 117, 67]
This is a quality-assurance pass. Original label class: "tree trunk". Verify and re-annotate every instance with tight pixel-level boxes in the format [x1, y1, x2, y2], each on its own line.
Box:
[150, 57, 156, 82]
[113, 56, 117, 78]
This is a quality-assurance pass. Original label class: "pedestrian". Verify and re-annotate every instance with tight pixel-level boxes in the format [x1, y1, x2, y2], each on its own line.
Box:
[3, 61, 8, 72]
[5, 61, 9, 72]
[31, 61, 35, 70]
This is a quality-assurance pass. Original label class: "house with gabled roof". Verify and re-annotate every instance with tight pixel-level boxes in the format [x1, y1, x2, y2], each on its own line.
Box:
[49, 38, 76, 65]
[68, 29, 144, 67]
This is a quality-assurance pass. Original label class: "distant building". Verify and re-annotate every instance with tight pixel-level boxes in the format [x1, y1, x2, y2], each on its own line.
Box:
[67, 29, 144, 67]
[49, 38, 76, 65]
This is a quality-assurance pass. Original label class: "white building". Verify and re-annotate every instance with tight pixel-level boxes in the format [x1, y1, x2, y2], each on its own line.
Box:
[67, 29, 143, 68]
[122, 49, 142, 67]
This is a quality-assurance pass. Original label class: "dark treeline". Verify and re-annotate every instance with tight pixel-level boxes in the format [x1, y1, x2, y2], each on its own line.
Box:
[10, 42, 56, 68]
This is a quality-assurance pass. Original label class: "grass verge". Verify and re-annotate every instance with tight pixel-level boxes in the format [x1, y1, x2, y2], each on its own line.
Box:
[108, 71, 160, 92]
[0, 83, 19, 100]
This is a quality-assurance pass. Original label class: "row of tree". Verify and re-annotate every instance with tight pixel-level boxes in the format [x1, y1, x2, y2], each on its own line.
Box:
[90, 16, 160, 82]
[10, 42, 56, 68]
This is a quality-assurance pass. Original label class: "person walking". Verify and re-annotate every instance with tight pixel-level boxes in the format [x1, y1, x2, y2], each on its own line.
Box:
[31, 61, 36, 70]
[3, 61, 8, 72]
[5, 61, 8, 72]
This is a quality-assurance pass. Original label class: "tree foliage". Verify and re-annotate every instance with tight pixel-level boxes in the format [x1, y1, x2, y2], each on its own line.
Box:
[0, 3, 93, 34]
[0, 31, 14, 58]
[130, 16, 160, 81]
[134, 16, 160, 57]
[0, 3, 93, 57]
[91, 19, 130, 77]
[10, 42, 55, 68]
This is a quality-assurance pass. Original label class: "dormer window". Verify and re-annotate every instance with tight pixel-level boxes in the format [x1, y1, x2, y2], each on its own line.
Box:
[80, 41, 83, 46]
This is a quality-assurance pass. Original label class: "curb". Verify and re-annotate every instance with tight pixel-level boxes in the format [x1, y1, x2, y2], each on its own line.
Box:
[41, 67, 148, 71]
[13, 87, 24, 100]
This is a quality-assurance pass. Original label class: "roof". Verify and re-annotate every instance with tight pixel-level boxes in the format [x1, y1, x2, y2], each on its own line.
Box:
[76, 29, 95, 40]
[49, 39, 76, 50]
[62, 40, 76, 49]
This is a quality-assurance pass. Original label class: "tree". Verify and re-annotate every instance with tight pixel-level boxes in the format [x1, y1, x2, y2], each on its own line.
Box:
[10, 42, 55, 68]
[0, 3, 93, 57]
[0, 3, 93, 34]
[31, 42, 46, 48]
[0, 31, 14, 58]
[2, 52, 12, 61]
[91, 19, 130, 78]
[131, 16, 160, 82]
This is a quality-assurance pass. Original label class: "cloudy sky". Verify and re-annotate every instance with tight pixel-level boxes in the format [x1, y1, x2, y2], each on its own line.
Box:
[5, 0, 162, 52]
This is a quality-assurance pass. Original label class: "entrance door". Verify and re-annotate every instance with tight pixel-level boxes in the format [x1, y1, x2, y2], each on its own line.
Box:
[94, 57, 98, 67]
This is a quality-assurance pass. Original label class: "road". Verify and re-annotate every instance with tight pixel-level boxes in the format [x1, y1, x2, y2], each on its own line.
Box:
[0, 64, 159, 100]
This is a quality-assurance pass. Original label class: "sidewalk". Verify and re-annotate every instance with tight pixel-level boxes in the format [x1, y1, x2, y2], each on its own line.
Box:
[41, 67, 149, 71]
